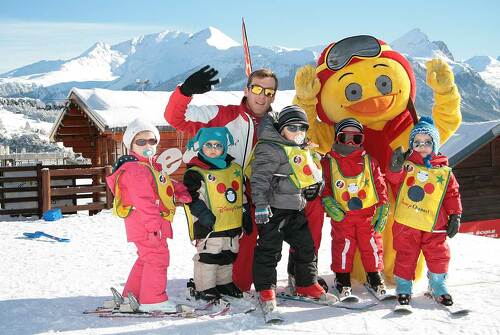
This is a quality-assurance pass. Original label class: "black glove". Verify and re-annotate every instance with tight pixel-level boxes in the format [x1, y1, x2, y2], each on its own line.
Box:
[303, 182, 324, 201]
[179, 65, 220, 96]
[242, 203, 253, 235]
[390, 147, 410, 172]
[189, 199, 216, 230]
[446, 214, 461, 238]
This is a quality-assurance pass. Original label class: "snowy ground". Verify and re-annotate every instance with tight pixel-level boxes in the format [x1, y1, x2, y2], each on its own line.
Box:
[1, 209, 500, 335]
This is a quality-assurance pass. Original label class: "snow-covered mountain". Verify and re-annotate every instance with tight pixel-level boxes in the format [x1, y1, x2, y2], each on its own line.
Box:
[0, 27, 498, 122]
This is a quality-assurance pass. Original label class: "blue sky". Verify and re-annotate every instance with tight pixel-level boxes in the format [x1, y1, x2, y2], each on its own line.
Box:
[1, 0, 499, 73]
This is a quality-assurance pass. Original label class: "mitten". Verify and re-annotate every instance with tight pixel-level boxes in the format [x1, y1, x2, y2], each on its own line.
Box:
[426, 59, 455, 95]
[390, 146, 409, 172]
[242, 203, 253, 235]
[189, 199, 216, 230]
[371, 203, 390, 233]
[303, 181, 324, 201]
[180, 65, 220, 96]
[255, 205, 272, 225]
[321, 196, 345, 222]
[294, 64, 321, 102]
[446, 214, 461, 238]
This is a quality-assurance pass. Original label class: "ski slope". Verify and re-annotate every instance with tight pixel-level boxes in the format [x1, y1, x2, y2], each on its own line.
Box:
[0, 209, 499, 335]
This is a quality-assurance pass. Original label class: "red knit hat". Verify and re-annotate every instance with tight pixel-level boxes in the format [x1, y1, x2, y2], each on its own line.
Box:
[315, 36, 416, 125]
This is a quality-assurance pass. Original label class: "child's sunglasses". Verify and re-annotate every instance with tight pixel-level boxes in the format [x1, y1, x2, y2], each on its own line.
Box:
[248, 84, 276, 98]
[286, 124, 308, 132]
[413, 140, 433, 148]
[134, 138, 158, 146]
[203, 142, 224, 150]
[336, 131, 364, 145]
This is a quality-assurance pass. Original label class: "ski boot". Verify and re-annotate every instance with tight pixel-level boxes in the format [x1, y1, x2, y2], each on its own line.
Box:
[197, 287, 221, 302]
[428, 272, 453, 306]
[259, 289, 277, 313]
[366, 271, 387, 295]
[296, 282, 339, 303]
[334, 272, 352, 296]
[216, 282, 243, 298]
[395, 275, 413, 309]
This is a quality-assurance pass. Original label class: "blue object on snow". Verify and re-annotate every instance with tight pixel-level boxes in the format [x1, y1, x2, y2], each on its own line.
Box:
[43, 208, 62, 221]
[23, 231, 70, 242]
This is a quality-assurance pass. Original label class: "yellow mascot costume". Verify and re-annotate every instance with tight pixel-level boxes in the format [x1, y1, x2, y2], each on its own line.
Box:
[294, 35, 461, 283]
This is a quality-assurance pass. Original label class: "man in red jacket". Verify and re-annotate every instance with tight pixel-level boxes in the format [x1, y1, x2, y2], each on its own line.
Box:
[164, 65, 278, 291]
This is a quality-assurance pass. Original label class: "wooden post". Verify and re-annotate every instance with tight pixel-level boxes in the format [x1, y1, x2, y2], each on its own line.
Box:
[41, 168, 51, 213]
[104, 165, 113, 209]
[36, 163, 43, 217]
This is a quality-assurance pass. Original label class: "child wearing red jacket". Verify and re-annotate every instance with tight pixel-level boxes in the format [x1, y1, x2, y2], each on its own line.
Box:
[106, 118, 191, 313]
[321, 118, 389, 298]
[387, 116, 462, 308]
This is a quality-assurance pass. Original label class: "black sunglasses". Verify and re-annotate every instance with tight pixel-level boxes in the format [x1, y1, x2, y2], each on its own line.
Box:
[286, 124, 308, 132]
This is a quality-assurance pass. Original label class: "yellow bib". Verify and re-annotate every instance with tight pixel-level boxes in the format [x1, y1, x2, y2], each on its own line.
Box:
[394, 162, 451, 232]
[185, 162, 243, 240]
[113, 162, 176, 222]
[330, 155, 379, 212]
[245, 141, 322, 190]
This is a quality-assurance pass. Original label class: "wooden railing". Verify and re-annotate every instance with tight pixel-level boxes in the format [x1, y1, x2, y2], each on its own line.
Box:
[0, 164, 112, 217]
[41, 166, 113, 215]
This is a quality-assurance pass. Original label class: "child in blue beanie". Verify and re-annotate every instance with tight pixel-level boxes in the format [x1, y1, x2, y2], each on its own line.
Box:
[387, 116, 462, 309]
[183, 127, 252, 302]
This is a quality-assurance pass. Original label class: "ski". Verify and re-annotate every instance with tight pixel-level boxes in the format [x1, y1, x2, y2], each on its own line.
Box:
[259, 301, 284, 324]
[424, 292, 470, 316]
[393, 303, 413, 314]
[364, 283, 397, 301]
[22, 231, 70, 242]
[276, 292, 377, 310]
[220, 294, 256, 314]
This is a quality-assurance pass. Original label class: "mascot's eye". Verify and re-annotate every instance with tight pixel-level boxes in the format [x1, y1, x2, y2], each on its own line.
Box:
[345, 83, 362, 101]
[375, 75, 392, 95]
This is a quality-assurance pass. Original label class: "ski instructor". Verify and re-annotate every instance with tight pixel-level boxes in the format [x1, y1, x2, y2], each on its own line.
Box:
[164, 65, 278, 292]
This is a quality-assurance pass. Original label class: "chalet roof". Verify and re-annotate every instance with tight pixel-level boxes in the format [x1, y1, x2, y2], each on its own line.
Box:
[441, 119, 500, 166]
[49, 87, 295, 141]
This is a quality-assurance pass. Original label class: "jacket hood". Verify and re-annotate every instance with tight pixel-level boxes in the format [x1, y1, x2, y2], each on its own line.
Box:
[258, 113, 299, 146]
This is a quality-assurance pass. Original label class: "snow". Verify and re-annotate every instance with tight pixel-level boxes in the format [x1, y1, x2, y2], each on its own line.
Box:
[0, 107, 53, 138]
[391, 28, 452, 61]
[65, 88, 297, 129]
[1, 208, 500, 335]
[465, 56, 500, 89]
[204, 27, 240, 50]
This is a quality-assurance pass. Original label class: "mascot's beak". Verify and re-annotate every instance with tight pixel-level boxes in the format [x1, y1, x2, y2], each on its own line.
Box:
[346, 94, 396, 116]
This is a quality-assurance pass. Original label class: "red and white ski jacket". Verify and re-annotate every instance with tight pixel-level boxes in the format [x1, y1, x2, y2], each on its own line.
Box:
[165, 86, 265, 168]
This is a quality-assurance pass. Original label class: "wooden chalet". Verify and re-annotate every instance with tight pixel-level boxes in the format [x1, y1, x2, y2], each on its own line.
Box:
[442, 120, 500, 238]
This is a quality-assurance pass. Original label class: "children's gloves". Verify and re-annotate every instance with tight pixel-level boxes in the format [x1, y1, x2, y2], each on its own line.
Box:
[303, 181, 324, 201]
[446, 214, 461, 238]
[390, 146, 411, 172]
[321, 196, 345, 222]
[242, 203, 253, 235]
[371, 203, 390, 233]
[255, 205, 273, 224]
[190, 199, 216, 230]
[180, 65, 220, 96]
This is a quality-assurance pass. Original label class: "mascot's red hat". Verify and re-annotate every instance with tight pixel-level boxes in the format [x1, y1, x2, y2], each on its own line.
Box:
[315, 35, 416, 125]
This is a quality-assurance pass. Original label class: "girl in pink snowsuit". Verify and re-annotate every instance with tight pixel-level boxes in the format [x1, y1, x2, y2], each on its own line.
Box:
[106, 118, 191, 312]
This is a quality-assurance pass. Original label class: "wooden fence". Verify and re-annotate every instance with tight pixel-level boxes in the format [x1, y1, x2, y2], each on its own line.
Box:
[0, 164, 112, 217]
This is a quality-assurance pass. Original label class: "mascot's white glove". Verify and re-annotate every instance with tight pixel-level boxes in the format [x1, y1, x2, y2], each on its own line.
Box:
[426, 59, 455, 95]
[294, 64, 321, 102]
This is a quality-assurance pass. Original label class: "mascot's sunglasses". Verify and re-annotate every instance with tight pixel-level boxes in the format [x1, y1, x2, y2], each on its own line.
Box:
[203, 142, 224, 150]
[336, 131, 364, 145]
[248, 84, 276, 98]
[134, 138, 158, 146]
[324, 35, 382, 72]
[413, 140, 433, 148]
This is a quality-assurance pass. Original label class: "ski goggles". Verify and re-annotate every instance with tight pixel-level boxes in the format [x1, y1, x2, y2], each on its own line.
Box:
[248, 84, 276, 98]
[202, 142, 224, 150]
[412, 140, 433, 149]
[134, 138, 158, 146]
[285, 124, 308, 132]
[317, 35, 384, 73]
[336, 131, 364, 145]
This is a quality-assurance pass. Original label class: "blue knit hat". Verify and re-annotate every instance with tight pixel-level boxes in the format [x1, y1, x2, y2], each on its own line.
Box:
[186, 127, 234, 168]
[409, 116, 440, 154]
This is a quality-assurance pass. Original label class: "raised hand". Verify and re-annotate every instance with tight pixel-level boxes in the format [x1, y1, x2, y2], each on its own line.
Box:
[426, 59, 455, 95]
[180, 65, 220, 96]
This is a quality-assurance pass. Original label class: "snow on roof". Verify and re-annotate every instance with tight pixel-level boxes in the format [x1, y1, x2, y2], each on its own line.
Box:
[66, 87, 296, 129]
[441, 119, 500, 166]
